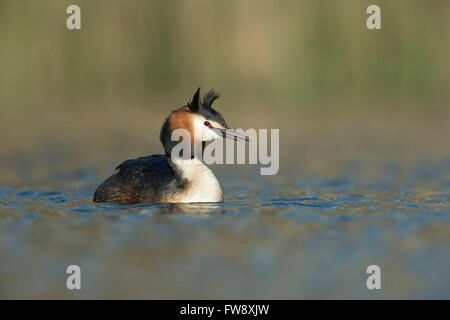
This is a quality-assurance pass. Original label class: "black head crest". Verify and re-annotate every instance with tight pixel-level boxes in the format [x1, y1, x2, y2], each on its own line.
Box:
[188, 87, 201, 112]
[187, 87, 221, 112]
[202, 89, 220, 110]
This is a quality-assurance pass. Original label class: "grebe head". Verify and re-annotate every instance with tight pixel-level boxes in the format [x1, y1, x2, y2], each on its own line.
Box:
[160, 87, 248, 157]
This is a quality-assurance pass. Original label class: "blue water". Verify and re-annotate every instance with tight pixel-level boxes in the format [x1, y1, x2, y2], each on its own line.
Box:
[0, 159, 449, 299]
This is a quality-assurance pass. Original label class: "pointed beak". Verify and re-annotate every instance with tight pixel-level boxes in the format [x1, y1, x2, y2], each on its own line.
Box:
[210, 127, 249, 142]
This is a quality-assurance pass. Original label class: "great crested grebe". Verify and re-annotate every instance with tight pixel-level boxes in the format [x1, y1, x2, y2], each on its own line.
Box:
[93, 88, 248, 204]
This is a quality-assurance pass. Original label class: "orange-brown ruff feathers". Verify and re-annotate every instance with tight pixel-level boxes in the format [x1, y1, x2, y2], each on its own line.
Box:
[169, 107, 196, 145]
[93, 88, 247, 204]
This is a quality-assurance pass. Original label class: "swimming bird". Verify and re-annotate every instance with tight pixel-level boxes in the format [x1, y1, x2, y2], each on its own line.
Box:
[93, 88, 248, 204]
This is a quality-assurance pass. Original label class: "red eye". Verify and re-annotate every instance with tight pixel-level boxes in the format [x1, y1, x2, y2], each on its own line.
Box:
[204, 121, 211, 127]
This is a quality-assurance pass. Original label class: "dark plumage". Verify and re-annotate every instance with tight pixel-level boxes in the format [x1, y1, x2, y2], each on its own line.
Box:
[93, 155, 187, 203]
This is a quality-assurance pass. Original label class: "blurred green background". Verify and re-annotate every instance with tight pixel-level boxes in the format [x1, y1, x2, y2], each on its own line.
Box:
[1, 0, 449, 112]
[0, 0, 449, 177]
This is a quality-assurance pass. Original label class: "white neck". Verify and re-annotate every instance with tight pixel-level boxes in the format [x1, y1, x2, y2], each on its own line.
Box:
[170, 157, 223, 203]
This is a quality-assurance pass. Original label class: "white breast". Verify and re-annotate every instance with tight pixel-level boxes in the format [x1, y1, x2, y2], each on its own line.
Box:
[171, 158, 223, 203]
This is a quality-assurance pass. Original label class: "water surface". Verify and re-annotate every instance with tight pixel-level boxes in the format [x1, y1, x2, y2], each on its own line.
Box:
[1, 156, 449, 299]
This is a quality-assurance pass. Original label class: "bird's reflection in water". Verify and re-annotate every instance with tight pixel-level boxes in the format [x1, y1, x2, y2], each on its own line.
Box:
[160, 202, 226, 217]
[121, 201, 228, 217]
